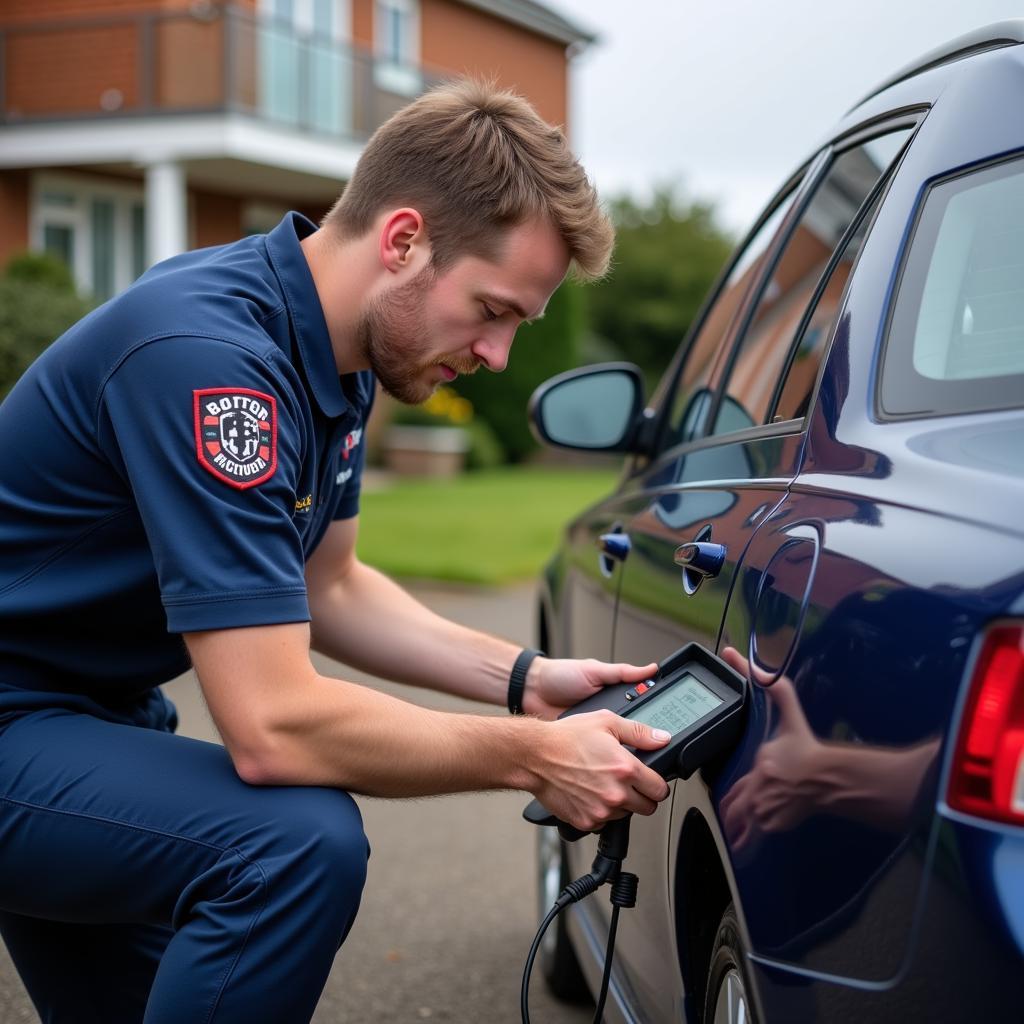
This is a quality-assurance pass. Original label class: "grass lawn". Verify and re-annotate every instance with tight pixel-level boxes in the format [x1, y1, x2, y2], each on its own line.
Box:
[357, 466, 619, 585]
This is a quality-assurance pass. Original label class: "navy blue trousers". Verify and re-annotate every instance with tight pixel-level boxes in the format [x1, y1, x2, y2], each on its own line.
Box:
[0, 698, 369, 1023]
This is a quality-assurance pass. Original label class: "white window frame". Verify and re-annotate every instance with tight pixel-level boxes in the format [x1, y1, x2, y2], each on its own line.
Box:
[373, 0, 421, 97]
[30, 172, 147, 299]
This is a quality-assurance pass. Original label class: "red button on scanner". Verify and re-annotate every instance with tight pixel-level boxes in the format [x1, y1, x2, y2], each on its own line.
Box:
[635, 683, 649, 695]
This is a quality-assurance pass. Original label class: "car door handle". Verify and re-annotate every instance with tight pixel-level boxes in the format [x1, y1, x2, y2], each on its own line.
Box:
[597, 531, 631, 578]
[674, 540, 726, 595]
[597, 533, 631, 562]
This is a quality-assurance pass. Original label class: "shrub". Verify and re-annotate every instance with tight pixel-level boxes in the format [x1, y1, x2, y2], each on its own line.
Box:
[4, 251, 77, 291]
[463, 417, 505, 471]
[0, 253, 93, 400]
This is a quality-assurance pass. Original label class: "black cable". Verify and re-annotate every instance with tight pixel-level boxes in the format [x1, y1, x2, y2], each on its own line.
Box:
[591, 872, 637, 1023]
[522, 872, 603, 1024]
[520, 903, 561, 1024]
[591, 904, 620, 1023]
[521, 852, 639, 1023]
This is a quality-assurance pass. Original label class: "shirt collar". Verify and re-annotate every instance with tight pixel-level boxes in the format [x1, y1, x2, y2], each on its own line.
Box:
[265, 211, 351, 419]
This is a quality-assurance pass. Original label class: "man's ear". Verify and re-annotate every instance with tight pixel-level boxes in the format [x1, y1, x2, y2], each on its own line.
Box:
[378, 208, 430, 275]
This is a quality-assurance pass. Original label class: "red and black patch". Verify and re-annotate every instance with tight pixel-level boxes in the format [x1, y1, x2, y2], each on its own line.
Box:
[194, 388, 277, 489]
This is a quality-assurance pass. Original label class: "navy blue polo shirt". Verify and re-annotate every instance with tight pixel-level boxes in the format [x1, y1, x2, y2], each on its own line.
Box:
[0, 213, 374, 717]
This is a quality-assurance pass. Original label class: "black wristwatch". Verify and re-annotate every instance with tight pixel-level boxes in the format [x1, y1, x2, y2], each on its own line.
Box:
[507, 648, 542, 715]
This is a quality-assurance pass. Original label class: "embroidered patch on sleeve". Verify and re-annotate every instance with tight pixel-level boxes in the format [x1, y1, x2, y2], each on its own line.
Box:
[194, 388, 277, 489]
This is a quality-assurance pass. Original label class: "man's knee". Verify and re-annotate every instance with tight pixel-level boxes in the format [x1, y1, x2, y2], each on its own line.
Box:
[311, 789, 370, 889]
[273, 787, 369, 910]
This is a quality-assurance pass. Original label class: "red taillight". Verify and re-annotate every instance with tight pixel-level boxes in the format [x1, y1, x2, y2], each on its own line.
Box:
[948, 624, 1024, 825]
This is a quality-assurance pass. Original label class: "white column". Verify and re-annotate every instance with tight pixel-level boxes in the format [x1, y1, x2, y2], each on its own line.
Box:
[145, 159, 187, 266]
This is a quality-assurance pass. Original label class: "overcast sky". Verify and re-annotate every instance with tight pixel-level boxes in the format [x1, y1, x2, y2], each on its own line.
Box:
[546, 1, 1024, 233]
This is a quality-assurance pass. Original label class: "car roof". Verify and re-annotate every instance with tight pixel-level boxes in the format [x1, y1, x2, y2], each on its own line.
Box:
[849, 20, 1024, 112]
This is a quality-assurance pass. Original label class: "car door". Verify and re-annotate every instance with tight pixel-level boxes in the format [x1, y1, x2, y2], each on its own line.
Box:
[584, 123, 920, 1023]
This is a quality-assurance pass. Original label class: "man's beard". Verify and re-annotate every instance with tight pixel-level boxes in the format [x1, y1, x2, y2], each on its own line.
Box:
[357, 267, 479, 405]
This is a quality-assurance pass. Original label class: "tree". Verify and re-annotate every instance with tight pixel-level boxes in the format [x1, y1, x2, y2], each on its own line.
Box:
[589, 187, 734, 389]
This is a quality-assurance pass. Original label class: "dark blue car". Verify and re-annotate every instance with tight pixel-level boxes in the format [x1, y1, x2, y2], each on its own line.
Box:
[528, 22, 1024, 1023]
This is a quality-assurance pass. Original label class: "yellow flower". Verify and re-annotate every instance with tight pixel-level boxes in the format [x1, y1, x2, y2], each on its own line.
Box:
[421, 386, 473, 424]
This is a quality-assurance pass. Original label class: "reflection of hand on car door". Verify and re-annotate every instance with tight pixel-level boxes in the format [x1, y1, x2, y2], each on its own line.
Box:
[719, 648, 828, 848]
[718, 647, 940, 850]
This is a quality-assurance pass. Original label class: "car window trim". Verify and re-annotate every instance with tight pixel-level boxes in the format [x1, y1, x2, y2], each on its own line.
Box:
[876, 147, 1024, 422]
[648, 418, 806, 479]
[706, 115, 925, 441]
[642, 155, 821, 461]
[764, 122, 921, 425]
[830, 106, 928, 153]
[699, 151, 839, 442]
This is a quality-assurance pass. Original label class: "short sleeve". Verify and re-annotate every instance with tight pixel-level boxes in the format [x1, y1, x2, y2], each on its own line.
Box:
[98, 335, 311, 633]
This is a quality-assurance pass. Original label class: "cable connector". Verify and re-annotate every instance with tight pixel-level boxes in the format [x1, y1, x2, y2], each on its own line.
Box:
[610, 871, 638, 909]
[555, 872, 602, 908]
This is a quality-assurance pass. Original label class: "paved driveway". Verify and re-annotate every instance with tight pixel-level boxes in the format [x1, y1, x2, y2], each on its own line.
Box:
[0, 583, 593, 1023]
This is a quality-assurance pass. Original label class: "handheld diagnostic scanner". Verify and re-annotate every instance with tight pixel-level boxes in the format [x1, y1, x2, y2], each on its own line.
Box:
[524, 642, 747, 838]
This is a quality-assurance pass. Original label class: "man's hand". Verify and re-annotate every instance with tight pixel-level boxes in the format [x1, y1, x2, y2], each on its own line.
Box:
[526, 710, 672, 832]
[522, 657, 659, 720]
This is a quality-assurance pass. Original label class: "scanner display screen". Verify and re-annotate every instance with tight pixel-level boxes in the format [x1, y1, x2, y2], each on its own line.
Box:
[625, 673, 723, 734]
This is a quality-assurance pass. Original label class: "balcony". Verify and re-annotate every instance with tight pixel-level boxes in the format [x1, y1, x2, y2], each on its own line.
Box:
[0, 3, 436, 141]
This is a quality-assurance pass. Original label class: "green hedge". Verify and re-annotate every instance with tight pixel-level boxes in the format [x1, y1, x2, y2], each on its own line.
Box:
[0, 253, 93, 400]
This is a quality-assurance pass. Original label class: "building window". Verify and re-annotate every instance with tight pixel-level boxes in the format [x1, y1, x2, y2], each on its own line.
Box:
[91, 199, 116, 302]
[374, 0, 421, 96]
[43, 224, 75, 270]
[33, 175, 146, 301]
[258, 0, 353, 136]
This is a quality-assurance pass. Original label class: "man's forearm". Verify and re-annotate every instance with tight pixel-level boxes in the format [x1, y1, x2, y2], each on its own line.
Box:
[187, 621, 672, 830]
[242, 671, 544, 794]
[308, 559, 523, 706]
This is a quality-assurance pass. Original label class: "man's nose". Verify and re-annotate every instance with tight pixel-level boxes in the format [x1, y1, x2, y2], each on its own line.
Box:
[471, 327, 516, 372]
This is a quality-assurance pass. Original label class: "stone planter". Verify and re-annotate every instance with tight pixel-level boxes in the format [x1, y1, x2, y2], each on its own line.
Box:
[384, 425, 470, 477]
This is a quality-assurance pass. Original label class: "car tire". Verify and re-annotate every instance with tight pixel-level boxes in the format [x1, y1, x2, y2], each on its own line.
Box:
[536, 825, 590, 1002]
[703, 903, 759, 1024]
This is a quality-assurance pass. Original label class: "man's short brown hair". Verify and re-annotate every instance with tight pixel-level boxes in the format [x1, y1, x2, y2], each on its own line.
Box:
[323, 79, 613, 280]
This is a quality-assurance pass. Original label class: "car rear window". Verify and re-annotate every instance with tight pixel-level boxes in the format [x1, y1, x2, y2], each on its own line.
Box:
[881, 155, 1024, 417]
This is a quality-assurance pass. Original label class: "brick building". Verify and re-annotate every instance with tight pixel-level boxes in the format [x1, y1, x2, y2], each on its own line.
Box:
[0, 0, 591, 300]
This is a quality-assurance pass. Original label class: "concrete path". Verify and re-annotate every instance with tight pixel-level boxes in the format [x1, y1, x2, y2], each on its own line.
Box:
[0, 583, 594, 1023]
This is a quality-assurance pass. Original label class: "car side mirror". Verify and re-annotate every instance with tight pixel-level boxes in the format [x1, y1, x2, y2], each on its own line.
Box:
[528, 363, 647, 453]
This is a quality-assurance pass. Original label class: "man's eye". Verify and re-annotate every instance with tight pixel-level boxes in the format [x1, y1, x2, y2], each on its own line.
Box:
[482, 304, 498, 321]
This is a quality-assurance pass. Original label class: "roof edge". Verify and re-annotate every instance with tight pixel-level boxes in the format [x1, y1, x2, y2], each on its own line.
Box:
[851, 20, 1024, 111]
[453, 0, 597, 48]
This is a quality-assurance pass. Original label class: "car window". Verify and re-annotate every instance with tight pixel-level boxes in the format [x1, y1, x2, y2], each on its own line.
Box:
[772, 189, 883, 422]
[881, 155, 1024, 418]
[662, 182, 801, 448]
[711, 128, 913, 435]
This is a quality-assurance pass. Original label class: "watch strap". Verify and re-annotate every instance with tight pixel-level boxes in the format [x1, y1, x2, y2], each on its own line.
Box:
[508, 648, 542, 715]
